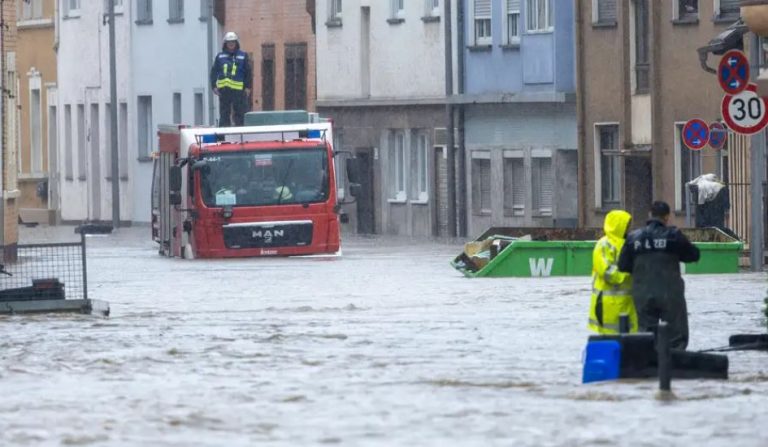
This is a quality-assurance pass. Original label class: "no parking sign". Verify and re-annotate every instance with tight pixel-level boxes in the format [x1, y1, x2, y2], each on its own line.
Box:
[682, 119, 709, 150]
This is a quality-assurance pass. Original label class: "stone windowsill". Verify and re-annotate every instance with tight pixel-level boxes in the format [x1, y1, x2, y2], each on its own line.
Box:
[387, 18, 405, 25]
[326, 18, 342, 28]
[713, 15, 740, 25]
[500, 43, 520, 50]
[167, 18, 184, 24]
[387, 198, 407, 204]
[591, 20, 617, 28]
[421, 16, 440, 23]
[138, 156, 153, 163]
[135, 19, 153, 25]
[17, 18, 54, 29]
[671, 16, 699, 26]
[467, 45, 492, 52]
[78, 176, 86, 182]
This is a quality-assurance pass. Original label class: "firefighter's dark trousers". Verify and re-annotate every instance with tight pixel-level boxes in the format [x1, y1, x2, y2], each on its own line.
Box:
[219, 89, 247, 127]
[634, 293, 689, 350]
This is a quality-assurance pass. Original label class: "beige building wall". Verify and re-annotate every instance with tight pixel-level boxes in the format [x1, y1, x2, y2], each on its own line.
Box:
[17, 0, 56, 222]
[577, 0, 736, 230]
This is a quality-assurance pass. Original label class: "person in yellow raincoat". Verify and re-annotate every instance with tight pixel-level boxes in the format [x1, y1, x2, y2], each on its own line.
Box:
[588, 210, 637, 334]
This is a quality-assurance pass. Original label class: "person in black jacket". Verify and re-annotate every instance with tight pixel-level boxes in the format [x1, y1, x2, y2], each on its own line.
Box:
[618, 201, 700, 350]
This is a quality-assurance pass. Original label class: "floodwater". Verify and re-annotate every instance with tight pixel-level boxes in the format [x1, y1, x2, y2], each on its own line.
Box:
[0, 226, 766, 446]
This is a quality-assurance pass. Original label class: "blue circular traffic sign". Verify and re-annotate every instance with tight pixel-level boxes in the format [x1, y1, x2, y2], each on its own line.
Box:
[709, 122, 727, 150]
[683, 119, 709, 151]
[718, 50, 750, 95]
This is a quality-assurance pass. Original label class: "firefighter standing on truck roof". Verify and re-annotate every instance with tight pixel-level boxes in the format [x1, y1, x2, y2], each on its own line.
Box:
[588, 209, 638, 335]
[618, 201, 700, 350]
[210, 32, 251, 127]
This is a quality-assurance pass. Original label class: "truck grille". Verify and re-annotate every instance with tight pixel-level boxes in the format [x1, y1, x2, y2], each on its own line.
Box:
[222, 220, 314, 249]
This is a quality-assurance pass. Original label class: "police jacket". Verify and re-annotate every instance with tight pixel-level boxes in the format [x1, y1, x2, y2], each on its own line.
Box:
[210, 43, 252, 92]
[618, 219, 700, 300]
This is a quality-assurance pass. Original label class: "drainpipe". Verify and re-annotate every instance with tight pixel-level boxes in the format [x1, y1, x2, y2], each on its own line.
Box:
[206, 0, 215, 125]
[749, 33, 765, 272]
[456, 0, 467, 237]
[0, 0, 5, 249]
[575, 0, 586, 227]
[444, 0, 456, 237]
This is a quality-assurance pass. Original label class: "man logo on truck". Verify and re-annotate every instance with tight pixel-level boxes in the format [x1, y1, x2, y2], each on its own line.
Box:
[253, 229, 284, 244]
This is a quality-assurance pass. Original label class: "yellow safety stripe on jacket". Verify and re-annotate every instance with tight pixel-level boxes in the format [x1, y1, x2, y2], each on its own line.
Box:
[216, 78, 244, 90]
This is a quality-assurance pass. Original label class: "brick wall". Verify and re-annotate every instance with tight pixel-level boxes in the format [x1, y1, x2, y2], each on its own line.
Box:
[2, 0, 19, 250]
[223, 0, 317, 112]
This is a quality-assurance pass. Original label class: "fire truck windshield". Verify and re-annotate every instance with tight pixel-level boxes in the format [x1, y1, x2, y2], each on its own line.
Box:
[199, 148, 329, 208]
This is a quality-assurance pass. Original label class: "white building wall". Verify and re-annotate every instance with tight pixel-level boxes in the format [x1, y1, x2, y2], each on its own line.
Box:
[57, 0, 132, 222]
[316, 0, 451, 101]
[130, 1, 213, 222]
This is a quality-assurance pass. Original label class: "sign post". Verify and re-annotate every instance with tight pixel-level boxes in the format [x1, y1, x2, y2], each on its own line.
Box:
[718, 50, 750, 95]
[721, 83, 768, 135]
[682, 119, 710, 150]
[708, 122, 727, 150]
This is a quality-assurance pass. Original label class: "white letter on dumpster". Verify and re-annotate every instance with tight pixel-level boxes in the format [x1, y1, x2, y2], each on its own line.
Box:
[529, 258, 554, 277]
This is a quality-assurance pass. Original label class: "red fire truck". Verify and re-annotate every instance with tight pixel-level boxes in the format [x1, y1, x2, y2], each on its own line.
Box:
[151, 113, 357, 259]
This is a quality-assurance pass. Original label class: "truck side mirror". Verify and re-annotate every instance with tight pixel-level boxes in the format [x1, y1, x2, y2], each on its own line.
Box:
[349, 183, 362, 197]
[346, 158, 362, 184]
[169, 166, 182, 192]
[169, 191, 182, 206]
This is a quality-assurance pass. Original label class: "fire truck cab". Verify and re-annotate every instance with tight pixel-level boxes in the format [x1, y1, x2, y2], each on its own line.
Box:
[152, 112, 358, 259]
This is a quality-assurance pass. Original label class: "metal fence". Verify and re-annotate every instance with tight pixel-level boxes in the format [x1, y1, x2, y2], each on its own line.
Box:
[0, 234, 87, 301]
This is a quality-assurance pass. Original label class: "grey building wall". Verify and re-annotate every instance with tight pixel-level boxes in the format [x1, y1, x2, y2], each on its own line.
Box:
[319, 104, 447, 237]
[464, 102, 578, 236]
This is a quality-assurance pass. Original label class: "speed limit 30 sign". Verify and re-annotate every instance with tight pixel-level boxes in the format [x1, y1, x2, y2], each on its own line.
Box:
[722, 83, 768, 135]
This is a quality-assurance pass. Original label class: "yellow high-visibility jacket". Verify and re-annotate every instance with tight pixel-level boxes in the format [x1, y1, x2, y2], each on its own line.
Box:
[588, 209, 638, 334]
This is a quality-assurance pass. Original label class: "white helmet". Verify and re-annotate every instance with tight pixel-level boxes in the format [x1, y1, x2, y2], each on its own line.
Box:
[223, 32, 238, 43]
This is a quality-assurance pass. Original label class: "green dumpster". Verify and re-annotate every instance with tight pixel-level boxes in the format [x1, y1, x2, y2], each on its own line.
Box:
[452, 227, 743, 278]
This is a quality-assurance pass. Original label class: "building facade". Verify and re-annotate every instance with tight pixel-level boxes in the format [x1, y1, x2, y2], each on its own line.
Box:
[316, 0, 457, 236]
[56, 0, 132, 223]
[576, 0, 740, 230]
[131, 0, 216, 222]
[459, 0, 578, 236]
[223, 0, 316, 113]
[17, 0, 56, 225]
[2, 0, 20, 253]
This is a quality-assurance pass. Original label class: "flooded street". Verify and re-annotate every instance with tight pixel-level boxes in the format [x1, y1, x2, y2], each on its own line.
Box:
[0, 227, 766, 446]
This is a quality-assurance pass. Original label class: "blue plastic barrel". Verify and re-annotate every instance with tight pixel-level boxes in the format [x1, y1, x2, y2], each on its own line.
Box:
[582, 340, 622, 384]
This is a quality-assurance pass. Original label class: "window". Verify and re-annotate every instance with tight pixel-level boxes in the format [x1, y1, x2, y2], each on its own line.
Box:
[532, 155, 553, 216]
[597, 125, 621, 209]
[200, 0, 210, 20]
[30, 88, 43, 173]
[634, 0, 649, 94]
[389, 131, 407, 201]
[471, 153, 491, 214]
[425, 0, 439, 16]
[334, 130, 347, 199]
[169, 0, 184, 22]
[503, 153, 525, 216]
[77, 104, 86, 179]
[64, 105, 73, 180]
[285, 43, 307, 110]
[262, 44, 275, 111]
[716, 0, 740, 19]
[104, 0, 124, 12]
[329, 0, 342, 20]
[674, 123, 701, 211]
[173, 92, 181, 123]
[19, 0, 43, 20]
[505, 0, 520, 44]
[593, 0, 616, 24]
[390, 0, 404, 18]
[137, 96, 153, 159]
[412, 132, 429, 202]
[119, 102, 128, 178]
[473, 0, 492, 45]
[674, 0, 697, 20]
[194, 92, 204, 125]
[64, 0, 81, 17]
[48, 105, 57, 181]
[526, 0, 553, 32]
[136, 0, 152, 23]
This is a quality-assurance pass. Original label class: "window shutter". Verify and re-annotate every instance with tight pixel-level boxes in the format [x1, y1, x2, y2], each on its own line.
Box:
[533, 158, 553, 213]
[597, 0, 616, 22]
[475, 0, 491, 18]
[507, 0, 520, 12]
